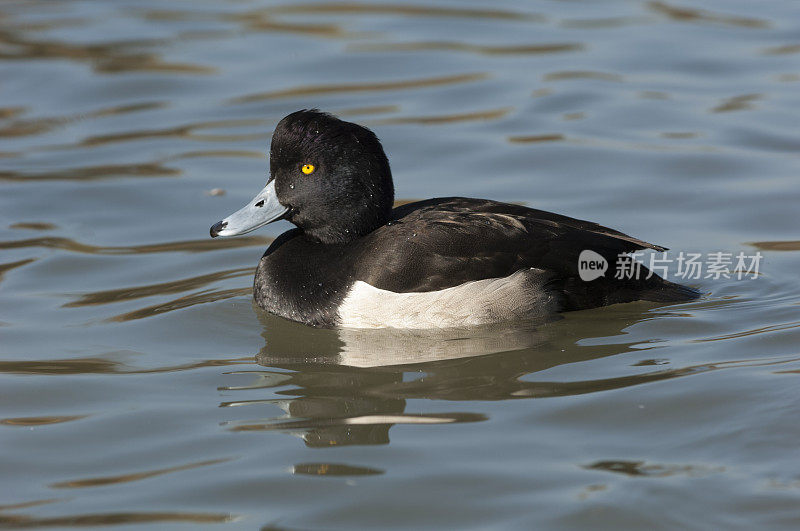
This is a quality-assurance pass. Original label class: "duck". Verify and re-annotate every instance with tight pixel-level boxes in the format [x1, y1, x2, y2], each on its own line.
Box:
[210, 109, 697, 329]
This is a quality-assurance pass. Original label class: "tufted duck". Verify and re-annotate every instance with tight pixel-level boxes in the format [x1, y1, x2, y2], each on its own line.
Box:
[210, 110, 697, 328]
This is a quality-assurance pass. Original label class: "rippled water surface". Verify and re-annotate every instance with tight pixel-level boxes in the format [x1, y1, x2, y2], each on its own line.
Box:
[2, 0, 800, 528]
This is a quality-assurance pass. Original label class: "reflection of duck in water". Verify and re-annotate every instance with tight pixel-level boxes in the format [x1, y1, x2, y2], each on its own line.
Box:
[254, 305, 552, 367]
[223, 307, 693, 448]
[210, 110, 697, 329]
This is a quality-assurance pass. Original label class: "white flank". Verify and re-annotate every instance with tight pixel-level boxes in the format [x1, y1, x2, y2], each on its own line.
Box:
[336, 268, 555, 329]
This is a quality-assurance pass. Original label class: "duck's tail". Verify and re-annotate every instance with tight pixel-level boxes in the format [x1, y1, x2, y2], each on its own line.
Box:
[553, 266, 701, 311]
[640, 278, 702, 303]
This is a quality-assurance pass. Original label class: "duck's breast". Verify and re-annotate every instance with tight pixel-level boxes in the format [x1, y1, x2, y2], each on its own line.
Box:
[336, 268, 558, 329]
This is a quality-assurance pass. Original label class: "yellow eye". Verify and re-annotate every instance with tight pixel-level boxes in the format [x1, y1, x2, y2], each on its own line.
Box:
[301, 164, 315, 175]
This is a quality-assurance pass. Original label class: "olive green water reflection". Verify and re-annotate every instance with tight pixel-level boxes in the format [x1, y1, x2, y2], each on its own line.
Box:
[2, 0, 800, 528]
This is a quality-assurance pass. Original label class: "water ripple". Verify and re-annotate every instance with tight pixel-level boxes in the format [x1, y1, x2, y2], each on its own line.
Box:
[0, 29, 214, 74]
[512, 355, 800, 398]
[350, 41, 583, 55]
[711, 93, 761, 113]
[507, 134, 565, 144]
[0, 102, 165, 139]
[543, 70, 623, 82]
[375, 107, 511, 125]
[0, 163, 179, 182]
[230, 72, 488, 104]
[749, 240, 800, 252]
[648, 1, 770, 28]
[0, 511, 235, 527]
[584, 460, 724, 478]
[292, 462, 383, 476]
[231, 13, 358, 39]
[0, 235, 272, 254]
[226, 412, 486, 432]
[49, 458, 231, 489]
[693, 320, 800, 343]
[0, 355, 253, 376]
[266, 3, 542, 22]
[78, 118, 269, 148]
[561, 16, 651, 29]
[9, 222, 57, 231]
[761, 44, 800, 56]
[1, 415, 87, 427]
[108, 287, 252, 322]
[64, 268, 252, 307]
[0, 499, 63, 512]
[0, 258, 36, 284]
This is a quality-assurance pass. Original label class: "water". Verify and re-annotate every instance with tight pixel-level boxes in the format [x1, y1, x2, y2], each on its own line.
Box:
[1, 0, 799, 528]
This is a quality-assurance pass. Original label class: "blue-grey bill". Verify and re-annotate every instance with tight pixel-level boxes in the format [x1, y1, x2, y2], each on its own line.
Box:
[210, 179, 288, 237]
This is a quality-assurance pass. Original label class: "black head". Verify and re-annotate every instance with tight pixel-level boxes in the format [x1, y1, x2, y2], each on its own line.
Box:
[210, 110, 394, 242]
[269, 110, 394, 244]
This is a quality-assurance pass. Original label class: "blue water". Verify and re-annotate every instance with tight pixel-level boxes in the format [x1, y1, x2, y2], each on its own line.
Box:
[1, 0, 800, 528]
